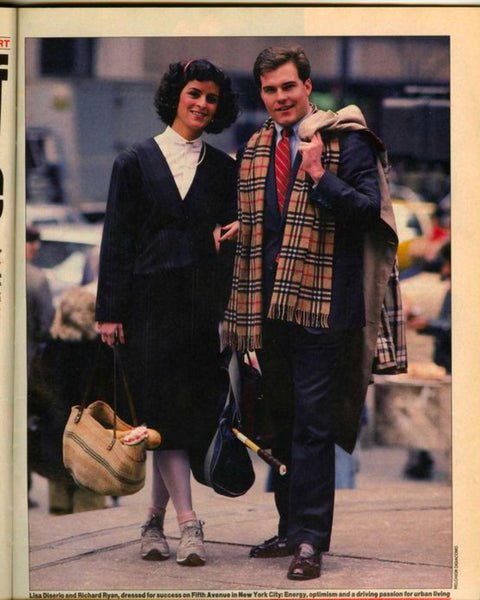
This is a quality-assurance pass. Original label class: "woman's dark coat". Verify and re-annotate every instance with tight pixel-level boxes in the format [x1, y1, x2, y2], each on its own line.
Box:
[95, 137, 237, 451]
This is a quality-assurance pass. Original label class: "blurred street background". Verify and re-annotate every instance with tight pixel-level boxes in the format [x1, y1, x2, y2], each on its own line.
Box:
[25, 36, 451, 340]
[24, 35, 452, 590]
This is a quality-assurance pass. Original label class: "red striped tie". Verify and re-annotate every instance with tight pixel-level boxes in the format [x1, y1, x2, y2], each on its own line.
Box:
[275, 127, 292, 214]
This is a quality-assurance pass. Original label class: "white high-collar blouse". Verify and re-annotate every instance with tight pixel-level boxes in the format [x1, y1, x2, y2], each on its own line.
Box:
[154, 126, 204, 200]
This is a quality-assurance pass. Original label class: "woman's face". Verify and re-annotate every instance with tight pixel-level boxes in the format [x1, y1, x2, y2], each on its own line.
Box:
[172, 79, 220, 140]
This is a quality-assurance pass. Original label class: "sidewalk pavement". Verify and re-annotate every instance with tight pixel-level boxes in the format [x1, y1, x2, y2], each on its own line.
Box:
[27, 445, 452, 593]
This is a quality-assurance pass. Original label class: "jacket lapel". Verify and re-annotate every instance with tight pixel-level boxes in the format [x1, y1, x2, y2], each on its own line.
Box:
[136, 138, 184, 210]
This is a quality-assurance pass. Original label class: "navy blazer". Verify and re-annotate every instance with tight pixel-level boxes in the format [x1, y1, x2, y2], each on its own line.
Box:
[260, 130, 381, 330]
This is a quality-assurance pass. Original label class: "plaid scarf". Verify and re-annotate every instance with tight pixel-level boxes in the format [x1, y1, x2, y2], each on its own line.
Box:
[223, 111, 340, 351]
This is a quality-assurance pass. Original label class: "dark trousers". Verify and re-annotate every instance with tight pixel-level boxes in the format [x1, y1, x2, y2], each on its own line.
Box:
[257, 320, 343, 552]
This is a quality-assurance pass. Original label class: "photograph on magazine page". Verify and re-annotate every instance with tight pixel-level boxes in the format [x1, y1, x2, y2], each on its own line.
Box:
[25, 34, 452, 593]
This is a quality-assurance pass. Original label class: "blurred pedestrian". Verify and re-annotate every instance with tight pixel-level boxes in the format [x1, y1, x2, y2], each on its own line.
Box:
[401, 194, 450, 280]
[407, 240, 451, 374]
[28, 286, 107, 513]
[26, 225, 54, 376]
[334, 403, 369, 489]
[26, 224, 54, 508]
[404, 241, 451, 479]
[95, 59, 239, 566]
[222, 45, 407, 580]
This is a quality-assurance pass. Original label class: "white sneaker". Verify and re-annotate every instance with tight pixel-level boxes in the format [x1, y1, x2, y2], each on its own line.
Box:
[141, 514, 170, 561]
[176, 520, 206, 566]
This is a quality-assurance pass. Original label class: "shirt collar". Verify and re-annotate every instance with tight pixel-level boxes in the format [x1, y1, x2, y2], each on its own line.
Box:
[273, 109, 314, 141]
[159, 126, 203, 150]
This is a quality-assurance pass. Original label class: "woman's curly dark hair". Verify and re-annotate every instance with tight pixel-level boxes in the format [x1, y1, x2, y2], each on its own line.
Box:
[154, 59, 239, 134]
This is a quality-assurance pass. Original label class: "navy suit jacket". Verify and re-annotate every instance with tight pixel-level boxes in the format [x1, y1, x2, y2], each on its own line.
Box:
[260, 129, 381, 330]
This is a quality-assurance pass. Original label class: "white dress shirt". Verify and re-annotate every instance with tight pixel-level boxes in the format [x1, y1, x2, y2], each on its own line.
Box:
[154, 126, 204, 200]
[274, 109, 314, 166]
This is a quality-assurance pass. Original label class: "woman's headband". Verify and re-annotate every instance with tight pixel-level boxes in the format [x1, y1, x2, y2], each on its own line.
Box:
[183, 59, 224, 75]
[183, 60, 194, 73]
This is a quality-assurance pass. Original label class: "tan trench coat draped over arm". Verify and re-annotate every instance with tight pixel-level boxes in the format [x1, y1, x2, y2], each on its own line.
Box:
[300, 106, 408, 453]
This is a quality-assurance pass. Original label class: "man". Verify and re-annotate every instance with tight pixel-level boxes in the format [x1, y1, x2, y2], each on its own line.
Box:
[223, 46, 406, 580]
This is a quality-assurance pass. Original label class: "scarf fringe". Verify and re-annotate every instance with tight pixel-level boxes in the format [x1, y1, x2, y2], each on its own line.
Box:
[222, 306, 329, 352]
[267, 304, 330, 328]
[222, 329, 263, 352]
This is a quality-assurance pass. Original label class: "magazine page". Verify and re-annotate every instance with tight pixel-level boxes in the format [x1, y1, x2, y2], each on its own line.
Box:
[13, 4, 480, 600]
[0, 7, 17, 600]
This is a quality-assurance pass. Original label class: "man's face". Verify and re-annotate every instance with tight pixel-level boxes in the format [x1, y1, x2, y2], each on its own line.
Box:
[259, 61, 312, 128]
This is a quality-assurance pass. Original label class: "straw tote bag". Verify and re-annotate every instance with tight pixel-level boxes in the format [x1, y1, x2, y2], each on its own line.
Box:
[63, 342, 150, 497]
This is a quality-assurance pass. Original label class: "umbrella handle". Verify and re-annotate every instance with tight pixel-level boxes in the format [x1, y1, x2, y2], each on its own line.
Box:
[232, 428, 287, 476]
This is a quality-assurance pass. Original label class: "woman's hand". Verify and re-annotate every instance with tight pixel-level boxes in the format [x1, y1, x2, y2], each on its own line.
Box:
[219, 220, 239, 242]
[214, 220, 239, 252]
[98, 322, 125, 346]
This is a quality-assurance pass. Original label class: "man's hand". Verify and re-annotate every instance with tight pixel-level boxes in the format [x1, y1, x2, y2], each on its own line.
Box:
[298, 132, 325, 185]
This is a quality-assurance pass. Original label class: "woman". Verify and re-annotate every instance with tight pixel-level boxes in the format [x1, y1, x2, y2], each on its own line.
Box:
[95, 59, 239, 566]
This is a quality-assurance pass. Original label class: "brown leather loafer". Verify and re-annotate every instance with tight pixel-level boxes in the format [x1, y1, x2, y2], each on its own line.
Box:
[287, 549, 322, 580]
[249, 535, 293, 558]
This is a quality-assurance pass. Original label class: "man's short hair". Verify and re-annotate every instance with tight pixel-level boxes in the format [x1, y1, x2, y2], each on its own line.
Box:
[253, 45, 311, 88]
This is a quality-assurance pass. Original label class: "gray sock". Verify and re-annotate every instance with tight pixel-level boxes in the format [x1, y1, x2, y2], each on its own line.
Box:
[298, 543, 315, 558]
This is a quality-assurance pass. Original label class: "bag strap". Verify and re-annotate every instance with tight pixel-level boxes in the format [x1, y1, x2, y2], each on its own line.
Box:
[227, 350, 243, 418]
[113, 342, 139, 428]
[75, 341, 138, 435]
[75, 340, 103, 421]
[243, 349, 261, 374]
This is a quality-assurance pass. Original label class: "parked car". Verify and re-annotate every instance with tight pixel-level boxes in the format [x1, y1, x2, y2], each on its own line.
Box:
[26, 203, 88, 227]
[77, 201, 107, 224]
[31, 223, 103, 304]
